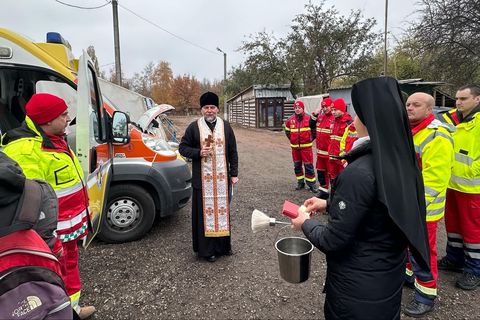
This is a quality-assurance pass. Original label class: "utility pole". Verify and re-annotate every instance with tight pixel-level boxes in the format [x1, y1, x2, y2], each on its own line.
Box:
[112, 0, 122, 86]
[383, 0, 389, 76]
[216, 47, 227, 120]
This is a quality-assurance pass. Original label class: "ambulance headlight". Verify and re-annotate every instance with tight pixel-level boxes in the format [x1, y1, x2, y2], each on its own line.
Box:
[142, 135, 176, 157]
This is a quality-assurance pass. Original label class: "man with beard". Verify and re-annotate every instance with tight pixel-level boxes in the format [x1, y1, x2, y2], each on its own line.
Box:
[291, 77, 430, 320]
[179, 92, 239, 263]
[2, 93, 95, 319]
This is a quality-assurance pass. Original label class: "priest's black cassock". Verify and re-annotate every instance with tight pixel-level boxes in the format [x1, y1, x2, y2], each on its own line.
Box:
[179, 117, 238, 258]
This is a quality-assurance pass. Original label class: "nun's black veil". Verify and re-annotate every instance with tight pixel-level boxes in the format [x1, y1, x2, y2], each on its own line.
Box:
[351, 76, 430, 269]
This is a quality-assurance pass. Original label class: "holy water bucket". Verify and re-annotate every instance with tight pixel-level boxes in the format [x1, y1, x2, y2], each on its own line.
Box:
[275, 237, 314, 284]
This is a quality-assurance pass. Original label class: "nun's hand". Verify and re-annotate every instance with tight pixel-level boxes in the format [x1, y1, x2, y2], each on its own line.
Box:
[304, 197, 327, 214]
[291, 209, 310, 231]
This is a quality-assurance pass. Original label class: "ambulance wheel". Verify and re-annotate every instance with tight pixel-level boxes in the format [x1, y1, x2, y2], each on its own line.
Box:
[99, 184, 155, 243]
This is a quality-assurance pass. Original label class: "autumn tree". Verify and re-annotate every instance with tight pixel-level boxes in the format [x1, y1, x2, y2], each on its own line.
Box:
[409, 0, 480, 88]
[151, 61, 174, 105]
[171, 75, 201, 115]
[235, 1, 380, 95]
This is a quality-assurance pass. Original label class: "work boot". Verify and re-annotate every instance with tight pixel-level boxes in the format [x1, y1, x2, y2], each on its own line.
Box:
[78, 306, 96, 319]
[308, 185, 319, 193]
[456, 272, 480, 290]
[403, 299, 434, 318]
[295, 183, 305, 190]
[317, 189, 329, 200]
[437, 256, 463, 273]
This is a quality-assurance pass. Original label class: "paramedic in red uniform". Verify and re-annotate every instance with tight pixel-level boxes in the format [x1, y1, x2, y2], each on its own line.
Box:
[310, 97, 334, 189]
[327, 98, 353, 181]
[2, 93, 96, 319]
[284, 100, 318, 192]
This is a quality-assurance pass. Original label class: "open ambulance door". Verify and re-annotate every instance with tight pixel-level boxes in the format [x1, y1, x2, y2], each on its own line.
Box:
[76, 51, 113, 247]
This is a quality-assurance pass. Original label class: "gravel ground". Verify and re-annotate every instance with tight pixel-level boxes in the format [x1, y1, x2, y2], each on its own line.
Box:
[79, 116, 480, 319]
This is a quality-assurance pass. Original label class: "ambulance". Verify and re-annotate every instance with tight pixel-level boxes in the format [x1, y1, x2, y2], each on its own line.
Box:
[0, 28, 191, 244]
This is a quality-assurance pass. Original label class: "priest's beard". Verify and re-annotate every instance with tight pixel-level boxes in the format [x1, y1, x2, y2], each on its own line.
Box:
[205, 115, 217, 123]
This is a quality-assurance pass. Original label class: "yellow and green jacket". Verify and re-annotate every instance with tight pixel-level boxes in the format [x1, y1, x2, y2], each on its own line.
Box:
[448, 107, 480, 193]
[412, 117, 454, 222]
[2, 117, 89, 242]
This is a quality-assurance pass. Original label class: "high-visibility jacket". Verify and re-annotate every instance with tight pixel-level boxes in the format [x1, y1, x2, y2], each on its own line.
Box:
[2, 117, 90, 242]
[328, 112, 352, 157]
[448, 110, 480, 193]
[284, 113, 314, 149]
[310, 111, 334, 158]
[413, 118, 454, 222]
[441, 108, 460, 126]
[340, 122, 358, 156]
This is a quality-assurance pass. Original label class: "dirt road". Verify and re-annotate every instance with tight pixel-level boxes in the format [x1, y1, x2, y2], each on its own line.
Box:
[79, 116, 479, 319]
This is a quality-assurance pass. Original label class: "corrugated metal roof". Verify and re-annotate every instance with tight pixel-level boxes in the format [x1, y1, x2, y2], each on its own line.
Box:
[254, 88, 295, 100]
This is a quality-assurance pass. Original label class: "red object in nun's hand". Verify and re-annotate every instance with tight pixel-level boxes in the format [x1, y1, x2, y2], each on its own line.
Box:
[282, 200, 300, 219]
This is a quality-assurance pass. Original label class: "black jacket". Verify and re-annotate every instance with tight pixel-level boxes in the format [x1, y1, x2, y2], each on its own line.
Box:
[179, 118, 238, 190]
[302, 142, 407, 320]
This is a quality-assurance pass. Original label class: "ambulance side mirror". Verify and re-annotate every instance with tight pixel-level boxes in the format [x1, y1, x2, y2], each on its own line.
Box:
[111, 111, 130, 144]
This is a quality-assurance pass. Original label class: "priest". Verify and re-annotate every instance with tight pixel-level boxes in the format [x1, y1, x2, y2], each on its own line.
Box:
[179, 92, 239, 262]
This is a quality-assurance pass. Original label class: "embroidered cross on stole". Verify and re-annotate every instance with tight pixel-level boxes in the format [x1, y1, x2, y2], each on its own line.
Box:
[198, 117, 230, 237]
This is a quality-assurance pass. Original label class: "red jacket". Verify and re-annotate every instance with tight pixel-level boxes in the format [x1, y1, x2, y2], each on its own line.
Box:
[328, 112, 353, 157]
[284, 114, 314, 148]
[311, 111, 334, 158]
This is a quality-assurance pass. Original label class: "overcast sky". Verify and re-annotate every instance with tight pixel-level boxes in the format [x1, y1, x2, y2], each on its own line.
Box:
[2, 0, 420, 82]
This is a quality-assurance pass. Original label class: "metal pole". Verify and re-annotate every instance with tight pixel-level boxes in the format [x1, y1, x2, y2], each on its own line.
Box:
[112, 0, 122, 86]
[216, 47, 227, 120]
[383, 0, 388, 76]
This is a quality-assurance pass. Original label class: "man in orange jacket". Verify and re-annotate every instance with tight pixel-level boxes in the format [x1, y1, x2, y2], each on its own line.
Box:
[284, 100, 318, 192]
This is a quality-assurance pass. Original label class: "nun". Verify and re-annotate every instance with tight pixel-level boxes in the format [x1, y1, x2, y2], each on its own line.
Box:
[291, 77, 430, 319]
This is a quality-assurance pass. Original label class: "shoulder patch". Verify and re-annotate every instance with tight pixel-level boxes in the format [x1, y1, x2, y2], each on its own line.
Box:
[338, 200, 347, 210]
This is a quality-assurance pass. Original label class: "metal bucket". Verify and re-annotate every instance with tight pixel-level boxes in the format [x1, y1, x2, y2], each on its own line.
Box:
[275, 237, 314, 283]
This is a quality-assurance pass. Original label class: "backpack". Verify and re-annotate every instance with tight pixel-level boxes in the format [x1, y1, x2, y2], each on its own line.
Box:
[0, 163, 74, 319]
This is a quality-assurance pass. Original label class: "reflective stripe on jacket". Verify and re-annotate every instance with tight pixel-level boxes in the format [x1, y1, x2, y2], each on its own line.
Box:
[340, 123, 358, 156]
[284, 114, 313, 148]
[328, 113, 352, 157]
[2, 117, 89, 242]
[311, 112, 334, 156]
[449, 112, 480, 193]
[414, 119, 454, 221]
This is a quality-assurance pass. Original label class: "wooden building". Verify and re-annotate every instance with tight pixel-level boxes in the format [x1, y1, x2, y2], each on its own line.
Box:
[226, 85, 295, 129]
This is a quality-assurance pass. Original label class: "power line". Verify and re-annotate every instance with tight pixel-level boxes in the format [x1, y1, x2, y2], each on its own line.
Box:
[54, 0, 111, 10]
[117, 3, 219, 55]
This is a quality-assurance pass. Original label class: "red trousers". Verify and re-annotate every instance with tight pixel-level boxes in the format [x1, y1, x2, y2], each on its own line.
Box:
[315, 156, 329, 188]
[445, 189, 480, 274]
[327, 159, 344, 181]
[291, 148, 316, 186]
[406, 221, 438, 303]
[58, 240, 82, 309]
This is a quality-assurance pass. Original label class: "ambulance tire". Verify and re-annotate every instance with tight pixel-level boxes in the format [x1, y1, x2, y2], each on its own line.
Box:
[99, 184, 155, 243]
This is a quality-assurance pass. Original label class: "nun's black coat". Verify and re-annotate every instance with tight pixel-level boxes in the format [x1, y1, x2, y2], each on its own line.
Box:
[302, 142, 408, 320]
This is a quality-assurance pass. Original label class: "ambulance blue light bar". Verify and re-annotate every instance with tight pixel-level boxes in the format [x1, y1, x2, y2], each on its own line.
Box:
[46, 32, 65, 44]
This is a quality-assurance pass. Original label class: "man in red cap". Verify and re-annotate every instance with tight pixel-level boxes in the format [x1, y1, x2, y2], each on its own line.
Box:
[2, 93, 96, 319]
[310, 97, 334, 190]
[327, 98, 353, 181]
[284, 99, 318, 192]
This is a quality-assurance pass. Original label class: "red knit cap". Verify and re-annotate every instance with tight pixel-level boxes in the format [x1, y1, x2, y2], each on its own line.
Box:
[293, 100, 305, 109]
[26, 93, 68, 125]
[321, 97, 333, 107]
[333, 98, 347, 113]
